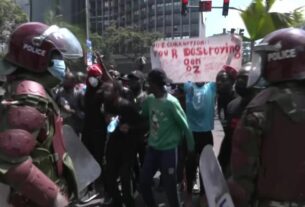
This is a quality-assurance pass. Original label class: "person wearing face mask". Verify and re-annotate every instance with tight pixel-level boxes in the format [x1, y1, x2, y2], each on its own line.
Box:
[218, 62, 259, 177]
[0, 22, 83, 207]
[82, 64, 105, 169]
[81, 63, 109, 199]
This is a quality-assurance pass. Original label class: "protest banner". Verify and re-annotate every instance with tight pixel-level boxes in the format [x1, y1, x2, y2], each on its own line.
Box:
[150, 35, 242, 83]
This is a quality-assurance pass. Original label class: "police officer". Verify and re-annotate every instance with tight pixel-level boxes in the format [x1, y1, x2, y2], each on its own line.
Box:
[0, 22, 83, 207]
[229, 28, 305, 207]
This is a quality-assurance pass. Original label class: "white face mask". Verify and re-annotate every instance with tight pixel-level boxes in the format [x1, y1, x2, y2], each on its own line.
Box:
[88, 77, 99, 87]
[47, 59, 66, 81]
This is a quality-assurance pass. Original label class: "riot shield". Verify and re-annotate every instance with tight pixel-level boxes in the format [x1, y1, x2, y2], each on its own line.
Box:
[199, 145, 234, 207]
[63, 125, 101, 197]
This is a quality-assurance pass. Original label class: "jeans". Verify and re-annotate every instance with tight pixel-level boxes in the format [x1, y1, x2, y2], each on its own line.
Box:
[185, 131, 213, 194]
[140, 146, 181, 207]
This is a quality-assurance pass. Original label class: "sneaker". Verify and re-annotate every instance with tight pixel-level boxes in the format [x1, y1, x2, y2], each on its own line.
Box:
[79, 190, 99, 203]
[192, 183, 200, 194]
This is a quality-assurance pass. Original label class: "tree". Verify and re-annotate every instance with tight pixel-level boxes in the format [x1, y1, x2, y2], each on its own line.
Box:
[241, 0, 304, 56]
[100, 24, 163, 63]
[0, 0, 27, 52]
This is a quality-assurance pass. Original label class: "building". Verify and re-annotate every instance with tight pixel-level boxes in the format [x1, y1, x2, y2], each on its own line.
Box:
[61, 0, 86, 26]
[89, 0, 203, 39]
[16, 0, 85, 26]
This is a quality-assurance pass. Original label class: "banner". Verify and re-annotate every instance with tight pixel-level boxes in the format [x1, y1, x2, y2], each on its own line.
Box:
[150, 35, 242, 83]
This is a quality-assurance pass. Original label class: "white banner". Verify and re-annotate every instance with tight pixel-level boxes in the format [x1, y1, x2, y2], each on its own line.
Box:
[150, 35, 242, 83]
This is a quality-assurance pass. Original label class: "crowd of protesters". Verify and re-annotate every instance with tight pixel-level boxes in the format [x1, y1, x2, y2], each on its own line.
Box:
[50, 27, 305, 207]
[49, 50, 259, 207]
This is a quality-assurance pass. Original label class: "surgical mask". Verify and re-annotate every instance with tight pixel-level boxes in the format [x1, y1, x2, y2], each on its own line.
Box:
[88, 77, 99, 88]
[48, 59, 66, 81]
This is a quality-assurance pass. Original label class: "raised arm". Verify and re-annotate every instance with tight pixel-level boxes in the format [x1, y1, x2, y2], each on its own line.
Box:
[94, 51, 113, 82]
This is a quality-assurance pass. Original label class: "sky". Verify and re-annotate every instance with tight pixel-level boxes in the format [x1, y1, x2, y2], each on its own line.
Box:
[203, 0, 305, 37]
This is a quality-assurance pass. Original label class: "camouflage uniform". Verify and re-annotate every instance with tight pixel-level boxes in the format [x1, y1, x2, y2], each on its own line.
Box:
[230, 85, 305, 207]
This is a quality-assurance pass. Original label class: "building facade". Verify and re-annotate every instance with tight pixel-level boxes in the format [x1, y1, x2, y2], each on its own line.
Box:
[61, 0, 86, 26]
[18, 0, 85, 26]
[89, 0, 201, 39]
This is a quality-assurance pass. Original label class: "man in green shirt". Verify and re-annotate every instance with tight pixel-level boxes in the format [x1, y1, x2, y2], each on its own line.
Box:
[139, 69, 194, 207]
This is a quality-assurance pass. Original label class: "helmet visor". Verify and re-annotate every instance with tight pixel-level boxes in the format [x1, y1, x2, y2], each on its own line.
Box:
[45, 26, 83, 59]
[247, 52, 263, 87]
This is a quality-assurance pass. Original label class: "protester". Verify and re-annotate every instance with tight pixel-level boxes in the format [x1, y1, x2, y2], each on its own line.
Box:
[91, 53, 146, 207]
[216, 65, 237, 126]
[0, 22, 83, 207]
[81, 64, 107, 197]
[109, 69, 121, 80]
[126, 70, 148, 187]
[75, 71, 87, 96]
[169, 83, 188, 191]
[218, 62, 258, 177]
[183, 80, 217, 207]
[101, 80, 146, 207]
[55, 71, 85, 135]
[139, 69, 194, 207]
[229, 28, 305, 207]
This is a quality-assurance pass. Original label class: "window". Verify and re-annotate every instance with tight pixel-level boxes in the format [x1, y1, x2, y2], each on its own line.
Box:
[104, 1, 109, 8]
[165, 26, 172, 33]
[165, 3, 171, 12]
[165, 15, 171, 25]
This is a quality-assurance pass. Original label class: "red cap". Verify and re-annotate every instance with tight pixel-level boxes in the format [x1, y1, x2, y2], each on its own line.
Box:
[222, 65, 237, 81]
[87, 64, 102, 77]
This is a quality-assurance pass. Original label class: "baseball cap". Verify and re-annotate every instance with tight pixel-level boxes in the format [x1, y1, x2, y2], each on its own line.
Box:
[127, 70, 145, 81]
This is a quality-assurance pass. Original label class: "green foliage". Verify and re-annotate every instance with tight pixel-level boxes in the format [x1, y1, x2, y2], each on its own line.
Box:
[241, 0, 305, 41]
[0, 0, 27, 44]
[100, 24, 163, 61]
[44, 10, 162, 66]
[0, 0, 28, 25]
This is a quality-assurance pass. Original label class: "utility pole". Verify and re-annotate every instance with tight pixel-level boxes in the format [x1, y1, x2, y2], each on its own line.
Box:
[85, 0, 90, 40]
[29, 0, 32, 21]
[85, 0, 93, 66]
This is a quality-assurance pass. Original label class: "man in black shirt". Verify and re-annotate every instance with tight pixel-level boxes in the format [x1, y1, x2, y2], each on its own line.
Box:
[101, 81, 146, 207]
